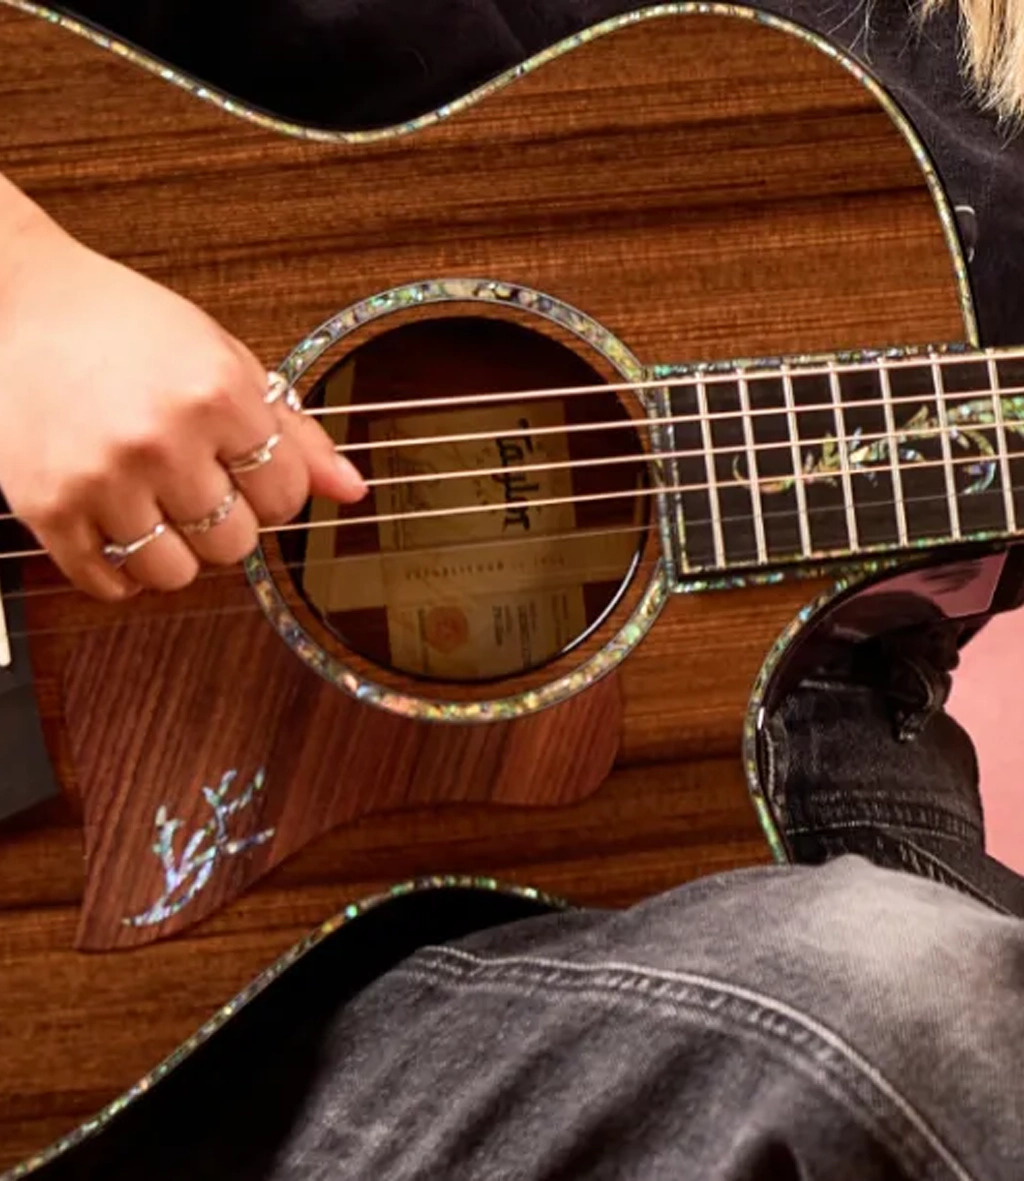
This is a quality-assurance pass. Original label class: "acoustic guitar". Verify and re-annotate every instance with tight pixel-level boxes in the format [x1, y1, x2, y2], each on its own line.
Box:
[1, 1, 1021, 1171]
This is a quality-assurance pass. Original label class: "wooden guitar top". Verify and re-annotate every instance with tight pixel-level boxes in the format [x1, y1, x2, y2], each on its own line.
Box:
[0, 3, 968, 1169]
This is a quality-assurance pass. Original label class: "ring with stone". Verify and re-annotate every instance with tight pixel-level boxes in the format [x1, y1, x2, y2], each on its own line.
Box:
[102, 521, 168, 568]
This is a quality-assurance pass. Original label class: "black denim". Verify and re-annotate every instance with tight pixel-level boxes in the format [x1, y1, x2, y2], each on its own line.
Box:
[64, 0, 1024, 346]
[763, 621, 1024, 917]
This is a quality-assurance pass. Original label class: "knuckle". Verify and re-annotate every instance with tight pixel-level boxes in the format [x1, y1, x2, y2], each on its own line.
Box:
[252, 503, 287, 527]
[256, 487, 307, 527]
[193, 382, 235, 421]
[283, 483, 311, 521]
[17, 486, 79, 532]
[111, 429, 173, 471]
[177, 361, 245, 421]
[246, 462, 309, 526]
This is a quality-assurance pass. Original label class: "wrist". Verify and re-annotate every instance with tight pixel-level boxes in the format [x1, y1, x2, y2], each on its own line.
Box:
[0, 176, 75, 311]
[0, 173, 69, 258]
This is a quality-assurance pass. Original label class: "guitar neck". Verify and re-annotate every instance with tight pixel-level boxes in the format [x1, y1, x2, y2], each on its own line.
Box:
[655, 344, 1024, 580]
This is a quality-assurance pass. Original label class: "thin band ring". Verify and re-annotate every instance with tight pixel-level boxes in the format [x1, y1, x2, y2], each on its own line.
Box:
[102, 521, 168, 568]
[176, 488, 239, 536]
[225, 433, 282, 476]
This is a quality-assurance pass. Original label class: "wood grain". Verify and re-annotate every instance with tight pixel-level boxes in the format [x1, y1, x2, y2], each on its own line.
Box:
[64, 608, 624, 947]
[0, 4, 969, 1169]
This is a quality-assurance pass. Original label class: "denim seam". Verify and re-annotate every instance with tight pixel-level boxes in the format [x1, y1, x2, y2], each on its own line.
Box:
[788, 817, 979, 853]
[766, 762, 984, 842]
[405, 948, 975, 1181]
[805, 832, 1013, 916]
[887, 836, 1013, 916]
[399, 963, 948, 1180]
[399, 964, 945, 1177]
[786, 805, 981, 845]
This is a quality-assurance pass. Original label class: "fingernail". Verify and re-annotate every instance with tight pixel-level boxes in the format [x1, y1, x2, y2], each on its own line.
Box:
[336, 456, 367, 499]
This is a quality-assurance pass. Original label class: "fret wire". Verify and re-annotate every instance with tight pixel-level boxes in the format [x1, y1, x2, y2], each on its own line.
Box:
[988, 355, 1017, 534]
[878, 360, 908, 547]
[780, 363, 812, 559]
[930, 356, 962, 540]
[695, 377, 726, 567]
[826, 362, 860, 552]
[736, 375, 768, 563]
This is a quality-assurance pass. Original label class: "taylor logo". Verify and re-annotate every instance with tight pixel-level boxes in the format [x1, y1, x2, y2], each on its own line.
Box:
[494, 418, 540, 530]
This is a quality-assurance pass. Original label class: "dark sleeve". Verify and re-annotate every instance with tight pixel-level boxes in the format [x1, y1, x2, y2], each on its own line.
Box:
[57, 0, 1024, 343]
[59, 0, 550, 128]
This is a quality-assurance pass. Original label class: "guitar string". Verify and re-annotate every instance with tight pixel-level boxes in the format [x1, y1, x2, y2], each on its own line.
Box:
[328, 378, 1024, 455]
[0, 485, 1004, 643]
[299, 348, 1024, 419]
[0, 359, 1016, 617]
[0, 454, 996, 614]
[335, 412, 1008, 489]
[0, 476, 1010, 633]
[0, 461, 1013, 616]
[0, 405, 998, 540]
[0, 520, 658, 606]
[0, 380, 1018, 532]
[0, 448, 1014, 564]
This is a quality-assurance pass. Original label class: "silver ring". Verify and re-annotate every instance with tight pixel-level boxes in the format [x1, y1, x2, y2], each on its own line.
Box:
[177, 488, 239, 536]
[102, 521, 168, 568]
[225, 433, 282, 476]
[265, 370, 302, 414]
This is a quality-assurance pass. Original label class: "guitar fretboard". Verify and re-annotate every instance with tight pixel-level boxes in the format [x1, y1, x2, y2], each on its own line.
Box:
[656, 346, 1024, 577]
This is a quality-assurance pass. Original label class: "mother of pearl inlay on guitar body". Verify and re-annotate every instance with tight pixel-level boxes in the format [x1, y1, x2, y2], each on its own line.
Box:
[0, 3, 1021, 1171]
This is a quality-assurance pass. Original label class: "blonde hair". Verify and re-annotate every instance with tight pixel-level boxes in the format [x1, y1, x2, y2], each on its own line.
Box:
[922, 0, 1024, 119]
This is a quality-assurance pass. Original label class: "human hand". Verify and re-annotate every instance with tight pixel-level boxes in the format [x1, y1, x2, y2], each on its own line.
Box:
[0, 197, 364, 600]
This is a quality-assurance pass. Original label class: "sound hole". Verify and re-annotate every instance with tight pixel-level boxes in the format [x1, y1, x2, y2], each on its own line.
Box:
[280, 317, 648, 683]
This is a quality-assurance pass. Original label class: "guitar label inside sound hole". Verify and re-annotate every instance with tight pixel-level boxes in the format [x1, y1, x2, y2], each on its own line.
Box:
[278, 317, 649, 683]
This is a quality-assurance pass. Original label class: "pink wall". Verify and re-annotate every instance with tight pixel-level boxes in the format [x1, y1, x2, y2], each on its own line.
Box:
[948, 613, 1024, 873]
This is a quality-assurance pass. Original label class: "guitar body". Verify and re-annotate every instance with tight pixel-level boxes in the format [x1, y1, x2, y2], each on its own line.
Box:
[0, 1, 990, 1169]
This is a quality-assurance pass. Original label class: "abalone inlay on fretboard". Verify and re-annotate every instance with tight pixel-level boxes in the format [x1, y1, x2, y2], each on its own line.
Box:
[658, 348, 1024, 576]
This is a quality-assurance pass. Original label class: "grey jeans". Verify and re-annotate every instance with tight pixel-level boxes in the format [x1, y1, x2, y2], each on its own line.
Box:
[268, 857, 1023, 1181]
[47, 862, 1024, 1181]
[33, 634, 1024, 1181]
